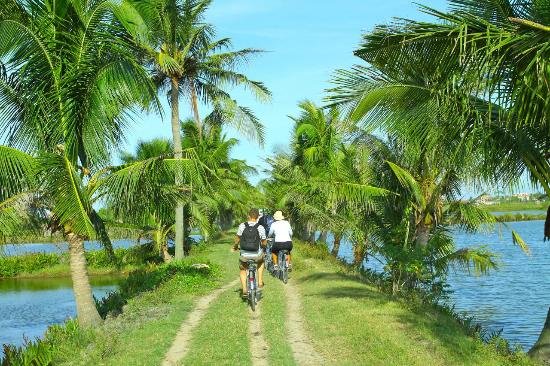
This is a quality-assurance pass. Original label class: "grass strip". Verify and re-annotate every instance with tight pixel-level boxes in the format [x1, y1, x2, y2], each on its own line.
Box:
[181, 284, 252, 365]
[292, 243, 535, 366]
[260, 271, 296, 365]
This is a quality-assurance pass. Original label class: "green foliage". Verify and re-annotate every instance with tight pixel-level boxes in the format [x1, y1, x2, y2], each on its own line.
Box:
[0, 243, 162, 278]
[1, 339, 53, 366]
[0, 253, 60, 277]
[96, 259, 220, 318]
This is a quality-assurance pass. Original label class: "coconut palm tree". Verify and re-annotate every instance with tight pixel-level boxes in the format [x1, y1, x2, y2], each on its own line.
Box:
[119, 138, 175, 262]
[327, 0, 550, 358]
[125, 0, 270, 258]
[0, 0, 197, 326]
[180, 116, 260, 243]
[328, 0, 550, 201]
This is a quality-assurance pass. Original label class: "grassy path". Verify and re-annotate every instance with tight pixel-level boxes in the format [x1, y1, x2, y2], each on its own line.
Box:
[249, 303, 269, 366]
[283, 280, 325, 365]
[53, 235, 535, 365]
[161, 278, 239, 365]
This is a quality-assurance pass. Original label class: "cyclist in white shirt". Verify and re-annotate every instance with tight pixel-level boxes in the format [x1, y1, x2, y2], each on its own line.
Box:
[268, 210, 293, 270]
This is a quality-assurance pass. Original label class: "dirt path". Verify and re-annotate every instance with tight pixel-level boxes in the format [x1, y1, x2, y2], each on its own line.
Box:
[249, 301, 269, 366]
[161, 279, 239, 366]
[284, 280, 325, 366]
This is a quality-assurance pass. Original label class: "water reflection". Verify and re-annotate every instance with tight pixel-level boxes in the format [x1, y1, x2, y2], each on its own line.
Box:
[0, 276, 121, 347]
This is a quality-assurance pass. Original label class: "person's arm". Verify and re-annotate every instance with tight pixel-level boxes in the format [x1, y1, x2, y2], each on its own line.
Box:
[233, 235, 240, 251]
[233, 223, 244, 251]
[259, 226, 267, 248]
[286, 221, 293, 238]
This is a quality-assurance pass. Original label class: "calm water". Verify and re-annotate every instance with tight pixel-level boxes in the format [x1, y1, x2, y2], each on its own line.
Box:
[0, 236, 206, 349]
[0, 276, 120, 347]
[0, 239, 138, 257]
[328, 220, 549, 351]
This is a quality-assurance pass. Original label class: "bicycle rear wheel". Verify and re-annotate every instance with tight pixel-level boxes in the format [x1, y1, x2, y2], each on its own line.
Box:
[249, 289, 256, 311]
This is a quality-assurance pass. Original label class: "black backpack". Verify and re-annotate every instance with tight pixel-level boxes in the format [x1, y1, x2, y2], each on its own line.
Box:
[240, 222, 261, 251]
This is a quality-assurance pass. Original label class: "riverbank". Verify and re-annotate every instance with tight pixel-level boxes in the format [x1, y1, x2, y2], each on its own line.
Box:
[0, 244, 157, 278]
[483, 201, 549, 212]
[3, 236, 537, 365]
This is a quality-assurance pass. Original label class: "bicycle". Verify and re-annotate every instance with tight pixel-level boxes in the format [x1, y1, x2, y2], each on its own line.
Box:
[277, 250, 289, 284]
[246, 259, 260, 311]
[264, 238, 274, 273]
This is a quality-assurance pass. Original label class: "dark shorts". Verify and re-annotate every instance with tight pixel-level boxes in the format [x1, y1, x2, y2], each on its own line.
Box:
[271, 241, 292, 254]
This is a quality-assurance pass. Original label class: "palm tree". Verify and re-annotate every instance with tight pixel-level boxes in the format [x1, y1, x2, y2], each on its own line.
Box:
[125, 0, 270, 258]
[180, 117, 259, 244]
[327, 0, 550, 358]
[119, 138, 175, 262]
[328, 0, 550, 199]
[0, 0, 179, 326]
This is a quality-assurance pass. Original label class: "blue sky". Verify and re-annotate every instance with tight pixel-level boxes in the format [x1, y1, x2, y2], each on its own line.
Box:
[122, 0, 448, 182]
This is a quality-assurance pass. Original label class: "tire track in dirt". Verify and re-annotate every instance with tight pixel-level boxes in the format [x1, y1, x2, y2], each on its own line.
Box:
[161, 279, 239, 366]
[249, 301, 269, 366]
[284, 280, 325, 365]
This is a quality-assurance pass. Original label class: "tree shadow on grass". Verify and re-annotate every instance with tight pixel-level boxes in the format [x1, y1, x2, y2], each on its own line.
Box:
[296, 271, 366, 285]
[316, 286, 387, 303]
[296, 272, 389, 305]
[393, 307, 484, 362]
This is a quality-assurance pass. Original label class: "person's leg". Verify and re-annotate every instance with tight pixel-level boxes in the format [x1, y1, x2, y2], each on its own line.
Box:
[258, 260, 265, 287]
[239, 261, 247, 294]
[272, 243, 280, 265]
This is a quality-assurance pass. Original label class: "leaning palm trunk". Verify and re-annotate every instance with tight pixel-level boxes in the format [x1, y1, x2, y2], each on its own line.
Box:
[66, 232, 102, 326]
[544, 206, 550, 241]
[529, 307, 550, 362]
[331, 234, 342, 257]
[171, 77, 185, 259]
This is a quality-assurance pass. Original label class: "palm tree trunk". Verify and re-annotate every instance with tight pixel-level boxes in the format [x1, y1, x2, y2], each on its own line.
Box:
[331, 234, 341, 257]
[529, 307, 550, 362]
[183, 203, 191, 255]
[319, 231, 327, 243]
[171, 76, 185, 259]
[66, 232, 102, 327]
[353, 242, 366, 267]
[155, 224, 172, 263]
[544, 205, 549, 241]
[190, 80, 202, 140]
[416, 220, 430, 247]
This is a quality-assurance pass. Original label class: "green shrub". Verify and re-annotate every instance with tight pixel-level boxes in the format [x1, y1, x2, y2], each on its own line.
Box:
[1, 338, 54, 366]
[96, 260, 220, 318]
[0, 253, 61, 277]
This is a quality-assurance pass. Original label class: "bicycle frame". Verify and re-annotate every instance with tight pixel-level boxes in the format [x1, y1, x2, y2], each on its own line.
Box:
[246, 259, 258, 311]
[278, 250, 289, 284]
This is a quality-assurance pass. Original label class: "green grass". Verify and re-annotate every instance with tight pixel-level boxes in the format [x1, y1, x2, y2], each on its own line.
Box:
[11, 234, 537, 365]
[485, 200, 549, 212]
[292, 243, 536, 366]
[259, 272, 296, 365]
[182, 285, 252, 366]
[43, 241, 236, 366]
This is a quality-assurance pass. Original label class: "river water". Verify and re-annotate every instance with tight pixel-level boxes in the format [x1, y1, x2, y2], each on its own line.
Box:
[0, 276, 120, 347]
[328, 220, 549, 351]
[0, 239, 135, 348]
